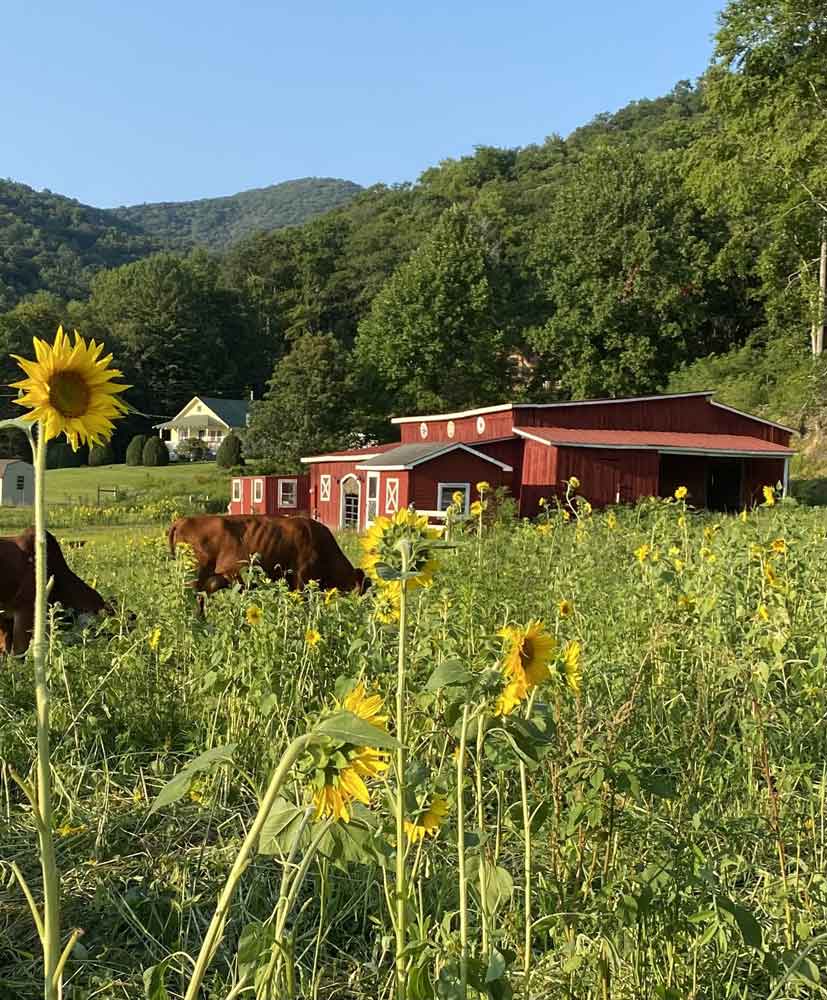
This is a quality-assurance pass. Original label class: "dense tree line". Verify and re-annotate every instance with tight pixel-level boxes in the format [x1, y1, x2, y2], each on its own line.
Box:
[1, 0, 824, 469]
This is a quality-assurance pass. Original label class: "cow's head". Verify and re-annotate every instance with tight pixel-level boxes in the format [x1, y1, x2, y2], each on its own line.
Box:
[354, 569, 372, 595]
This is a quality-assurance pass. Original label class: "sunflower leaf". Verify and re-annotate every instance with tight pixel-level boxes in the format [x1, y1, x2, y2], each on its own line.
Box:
[426, 660, 472, 691]
[313, 711, 400, 749]
[148, 743, 237, 815]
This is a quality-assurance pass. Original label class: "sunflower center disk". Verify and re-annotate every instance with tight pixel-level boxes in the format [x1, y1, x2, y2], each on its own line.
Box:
[49, 371, 92, 418]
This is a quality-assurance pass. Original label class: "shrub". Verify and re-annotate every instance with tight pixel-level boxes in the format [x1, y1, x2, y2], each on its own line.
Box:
[126, 434, 148, 466]
[177, 438, 209, 462]
[46, 441, 87, 469]
[88, 443, 115, 467]
[216, 433, 244, 468]
[143, 437, 170, 467]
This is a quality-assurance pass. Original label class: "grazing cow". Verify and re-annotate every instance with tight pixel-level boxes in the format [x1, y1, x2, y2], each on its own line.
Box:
[0, 529, 115, 655]
[168, 514, 370, 612]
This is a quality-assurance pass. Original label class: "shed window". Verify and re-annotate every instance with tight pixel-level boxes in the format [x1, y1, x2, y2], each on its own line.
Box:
[438, 482, 470, 515]
[16, 475, 25, 491]
[385, 478, 399, 514]
[320, 475, 331, 502]
[278, 479, 297, 508]
[253, 479, 263, 503]
[232, 479, 242, 502]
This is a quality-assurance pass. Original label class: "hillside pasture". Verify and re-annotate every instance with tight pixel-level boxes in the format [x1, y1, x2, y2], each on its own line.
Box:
[1, 497, 826, 999]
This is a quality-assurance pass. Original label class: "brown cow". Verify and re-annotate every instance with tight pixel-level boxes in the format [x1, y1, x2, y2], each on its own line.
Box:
[0, 528, 115, 654]
[168, 514, 370, 613]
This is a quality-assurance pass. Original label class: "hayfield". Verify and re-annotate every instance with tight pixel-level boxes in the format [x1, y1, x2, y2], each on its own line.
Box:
[2, 495, 827, 999]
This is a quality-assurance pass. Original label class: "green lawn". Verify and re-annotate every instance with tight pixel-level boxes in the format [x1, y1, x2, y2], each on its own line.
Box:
[44, 461, 231, 503]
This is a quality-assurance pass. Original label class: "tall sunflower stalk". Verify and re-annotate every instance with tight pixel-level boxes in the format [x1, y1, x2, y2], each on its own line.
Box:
[5, 326, 129, 1000]
[361, 508, 440, 1000]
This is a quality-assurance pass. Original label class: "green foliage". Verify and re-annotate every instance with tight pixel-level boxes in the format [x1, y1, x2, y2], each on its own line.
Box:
[215, 432, 243, 468]
[88, 442, 115, 467]
[0, 180, 156, 312]
[125, 434, 147, 466]
[245, 333, 366, 470]
[0, 425, 30, 460]
[111, 178, 362, 252]
[142, 436, 170, 467]
[356, 205, 511, 412]
[45, 441, 87, 469]
[176, 438, 209, 463]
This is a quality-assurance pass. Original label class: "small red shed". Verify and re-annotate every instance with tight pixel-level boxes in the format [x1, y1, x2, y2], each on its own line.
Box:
[301, 392, 796, 531]
[228, 473, 310, 516]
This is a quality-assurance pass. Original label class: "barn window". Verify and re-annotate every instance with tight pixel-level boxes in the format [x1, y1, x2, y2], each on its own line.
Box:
[320, 475, 331, 501]
[16, 476, 25, 491]
[438, 482, 470, 515]
[232, 479, 242, 502]
[420, 422, 429, 440]
[253, 479, 263, 503]
[386, 478, 399, 514]
[447, 420, 455, 439]
[278, 479, 297, 508]
[476, 416, 486, 434]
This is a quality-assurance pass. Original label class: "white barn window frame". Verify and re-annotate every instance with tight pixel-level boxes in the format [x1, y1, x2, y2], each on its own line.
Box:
[278, 478, 298, 508]
[320, 474, 331, 502]
[232, 479, 242, 502]
[385, 477, 399, 514]
[437, 482, 470, 515]
[253, 478, 264, 503]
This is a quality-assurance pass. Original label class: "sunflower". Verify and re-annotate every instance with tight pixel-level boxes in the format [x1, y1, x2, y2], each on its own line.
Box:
[674, 486, 688, 500]
[12, 326, 130, 450]
[771, 538, 787, 554]
[634, 544, 650, 564]
[606, 511, 617, 530]
[373, 585, 401, 624]
[557, 599, 574, 618]
[561, 640, 582, 694]
[756, 604, 770, 622]
[452, 490, 465, 507]
[404, 796, 449, 843]
[495, 621, 556, 715]
[305, 627, 322, 648]
[469, 500, 485, 518]
[312, 744, 390, 822]
[148, 627, 161, 651]
[361, 508, 440, 590]
[568, 476, 580, 490]
[246, 605, 263, 626]
[476, 481, 490, 494]
[324, 587, 339, 604]
[763, 485, 776, 507]
[340, 681, 388, 728]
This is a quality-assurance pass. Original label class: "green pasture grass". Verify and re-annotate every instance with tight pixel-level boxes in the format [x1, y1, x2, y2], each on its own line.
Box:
[44, 461, 230, 504]
[2, 496, 827, 998]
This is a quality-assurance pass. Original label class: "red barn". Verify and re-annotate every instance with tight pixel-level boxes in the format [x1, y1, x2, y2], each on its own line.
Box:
[301, 392, 795, 530]
[228, 474, 310, 516]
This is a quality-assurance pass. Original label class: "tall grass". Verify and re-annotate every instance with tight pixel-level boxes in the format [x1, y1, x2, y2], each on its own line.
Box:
[1, 497, 826, 998]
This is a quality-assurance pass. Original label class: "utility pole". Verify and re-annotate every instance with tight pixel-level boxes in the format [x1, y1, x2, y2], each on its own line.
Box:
[811, 222, 827, 356]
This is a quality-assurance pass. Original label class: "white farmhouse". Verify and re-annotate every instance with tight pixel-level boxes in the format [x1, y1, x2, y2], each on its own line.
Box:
[154, 396, 250, 459]
[0, 459, 34, 506]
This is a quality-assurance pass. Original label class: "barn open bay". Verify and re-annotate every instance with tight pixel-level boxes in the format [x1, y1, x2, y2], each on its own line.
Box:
[2, 495, 825, 998]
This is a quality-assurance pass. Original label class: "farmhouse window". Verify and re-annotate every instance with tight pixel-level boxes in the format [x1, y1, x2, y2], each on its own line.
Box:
[232, 479, 242, 502]
[253, 479, 263, 503]
[437, 482, 470, 515]
[320, 475, 331, 501]
[278, 479, 297, 508]
[385, 478, 399, 513]
[16, 476, 25, 491]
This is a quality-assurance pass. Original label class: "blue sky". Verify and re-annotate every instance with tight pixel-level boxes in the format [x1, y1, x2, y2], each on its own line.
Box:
[2, 1, 724, 207]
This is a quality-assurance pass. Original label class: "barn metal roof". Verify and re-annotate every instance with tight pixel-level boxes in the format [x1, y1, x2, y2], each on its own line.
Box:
[514, 427, 795, 457]
[356, 442, 513, 471]
[300, 442, 399, 464]
[0, 458, 31, 476]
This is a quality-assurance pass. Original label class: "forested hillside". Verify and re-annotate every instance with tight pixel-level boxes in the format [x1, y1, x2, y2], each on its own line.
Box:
[110, 177, 363, 251]
[0, 177, 362, 309]
[2, 0, 825, 471]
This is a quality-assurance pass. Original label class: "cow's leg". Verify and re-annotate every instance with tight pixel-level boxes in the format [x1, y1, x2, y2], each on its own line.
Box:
[12, 606, 33, 655]
[0, 617, 12, 656]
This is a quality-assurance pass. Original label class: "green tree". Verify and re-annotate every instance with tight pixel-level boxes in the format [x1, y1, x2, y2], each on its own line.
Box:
[356, 205, 511, 412]
[0, 293, 67, 417]
[695, 0, 827, 355]
[528, 143, 749, 397]
[125, 434, 147, 466]
[216, 432, 244, 468]
[88, 442, 115, 467]
[245, 333, 362, 470]
[143, 436, 170, 467]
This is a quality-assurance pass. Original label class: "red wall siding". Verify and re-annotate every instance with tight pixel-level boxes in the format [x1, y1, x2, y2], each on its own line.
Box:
[398, 409, 516, 444]
[519, 440, 556, 517]
[310, 461, 367, 530]
[228, 475, 310, 515]
[556, 447, 659, 507]
[409, 452, 512, 512]
[521, 397, 791, 445]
